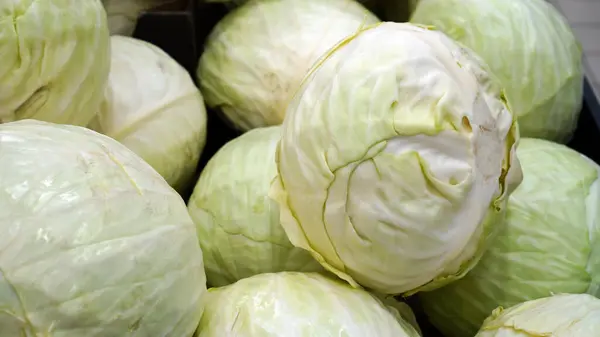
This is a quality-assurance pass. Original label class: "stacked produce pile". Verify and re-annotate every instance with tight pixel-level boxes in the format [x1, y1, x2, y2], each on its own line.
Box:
[0, 0, 597, 336]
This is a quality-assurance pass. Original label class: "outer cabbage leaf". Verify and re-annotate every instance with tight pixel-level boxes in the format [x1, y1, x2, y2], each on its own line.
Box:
[102, 0, 180, 36]
[197, 0, 379, 131]
[0, 0, 110, 126]
[269, 22, 521, 295]
[196, 272, 421, 337]
[476, 294, 600, 337]
[419, 137, 600, 337]
[410, 0, 583, 143]
[90, 36, 207, 193]
[188, 126, 322, 287]
[0, 120, 207, 337]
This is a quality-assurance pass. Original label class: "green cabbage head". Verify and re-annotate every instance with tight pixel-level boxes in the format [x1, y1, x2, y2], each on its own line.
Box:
[197, 0, 379, 131]
[410, 0, 583, 143]
[187, 126, 323, 287]
[419, 137, 600, 337]
[90, 36, 207, 193]
[476, 294, 600, 336]
[0, 120, 206, 337]
[269, 22, 522, 295]
[196, 272, 422, 337]
[0, 0, 110, 126]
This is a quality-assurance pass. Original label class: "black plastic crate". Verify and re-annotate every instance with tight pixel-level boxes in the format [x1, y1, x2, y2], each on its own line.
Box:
[132, 2, 600, 336]
[568, 78, 600, 164]
[133, 1, 239, 199]
[133, 0, 198, 75]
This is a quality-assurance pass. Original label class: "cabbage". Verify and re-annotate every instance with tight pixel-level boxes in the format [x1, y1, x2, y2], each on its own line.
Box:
[197, 0, 379, 131]
[0, 120, 206, 336]
[102, 0, 179, 36]
[90, 36, 207, 193]
[196, 272, 421, 336]
[476, 294, 600, 336]
[187, 126, 322, 287]
[269, 22, 521, 295]
[410, 0, 583, 143]
[0, 0, 110, 126]
[419, 137, 600, 337]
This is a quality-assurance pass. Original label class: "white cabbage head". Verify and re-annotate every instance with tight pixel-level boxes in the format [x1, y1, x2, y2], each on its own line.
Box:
[269, 22, 522, 295]
[0, 120, 206, 337]
[196, 272, 422, 337]
[410, 0, 583, 143]
[188, 126, 323, 287]
[102, 0, 180, 36]
[0, 0, 110, 126]
[197, 0, 379, 131]
[90, 36, 207, 193]
[475, 294, 600, 336]
[419, 137, 600, 337]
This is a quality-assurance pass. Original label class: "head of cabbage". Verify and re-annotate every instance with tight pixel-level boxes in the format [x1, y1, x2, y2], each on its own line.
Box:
[475, 294, 600, 336]
[90, 36, 207, 193]
[187, 126, 323, 287]
[410, 0, 583, 143]
[269, 22, 522, 295]
[0, 0, 110, 126]
[197, 0, 379, 131]
[196, 272, 421, 337]
[0, 120, 206, 336]
[419, 137, 600, 337]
